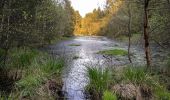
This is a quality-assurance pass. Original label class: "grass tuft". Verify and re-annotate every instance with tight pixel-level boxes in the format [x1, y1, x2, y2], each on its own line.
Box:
[86, 67, 111, 99]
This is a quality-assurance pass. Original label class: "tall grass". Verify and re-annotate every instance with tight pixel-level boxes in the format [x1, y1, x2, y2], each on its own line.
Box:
[86, 66, 170, 100]
[8, 48, 38, 69]
[123, 67, 151, 85]
[86, 67, 111, 99]
[0, 47, 65, 98]
[122, 66, 170, 99]
[15, 54, 64, 98]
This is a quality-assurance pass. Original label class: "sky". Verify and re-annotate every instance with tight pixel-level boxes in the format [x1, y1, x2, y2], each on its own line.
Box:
[70, 0, 106, 17]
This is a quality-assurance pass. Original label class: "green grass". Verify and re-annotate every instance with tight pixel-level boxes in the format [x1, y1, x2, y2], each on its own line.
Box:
[103, 91, 117, 100]
[16, 57, 64, 97]
[86, 65, 170, 100]
[154, 87, 170, 100]
[8, 48, 38, 69]
[123, 66, 157, 86]
[41, 58, 64, 75]
[68, 43, 81, 46]
[12, 50, 65, 98]
[98, 49, 128, 56]
[86, 67, 111, 99]
[122, 66, 170, 99]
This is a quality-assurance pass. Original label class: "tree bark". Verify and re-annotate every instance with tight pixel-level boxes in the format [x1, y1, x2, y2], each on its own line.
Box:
[127, 3, 132, 63]
[144, 0, 152, 68]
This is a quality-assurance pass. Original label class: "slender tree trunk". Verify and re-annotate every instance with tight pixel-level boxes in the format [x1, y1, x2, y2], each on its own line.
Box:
[1, 15, 4, 31]
[128, 3, 132, 63]
[144, 0, 152, 68]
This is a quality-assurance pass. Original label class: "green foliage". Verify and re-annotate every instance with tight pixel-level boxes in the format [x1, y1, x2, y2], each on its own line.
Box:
[86, 67, 110, 94]
[98, 49, 128, 56]
[0, 0, 75, 49]
[103, 91, 117, 100]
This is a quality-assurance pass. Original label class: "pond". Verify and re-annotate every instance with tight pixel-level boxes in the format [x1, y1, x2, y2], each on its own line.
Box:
[47, 36, 145, 100]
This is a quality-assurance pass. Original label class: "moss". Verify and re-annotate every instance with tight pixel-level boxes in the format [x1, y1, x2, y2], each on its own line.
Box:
[98, 49, 128, 56]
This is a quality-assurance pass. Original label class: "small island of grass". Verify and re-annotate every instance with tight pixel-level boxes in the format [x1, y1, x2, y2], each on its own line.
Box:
[68, 43, 81, 46]
[98, 49, 128, 56]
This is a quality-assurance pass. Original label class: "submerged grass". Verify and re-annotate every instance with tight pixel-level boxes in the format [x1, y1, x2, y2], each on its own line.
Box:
[98, 49, 128, 56]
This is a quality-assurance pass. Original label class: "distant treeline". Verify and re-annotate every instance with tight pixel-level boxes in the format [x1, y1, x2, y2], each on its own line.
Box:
[74, 0, 170, 45]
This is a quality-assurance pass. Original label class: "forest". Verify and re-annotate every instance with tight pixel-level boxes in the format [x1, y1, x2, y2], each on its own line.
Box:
[0, 0, 170, 100]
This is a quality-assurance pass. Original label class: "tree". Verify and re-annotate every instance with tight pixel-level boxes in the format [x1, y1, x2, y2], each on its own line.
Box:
[0, 0, 76, 67]
[143, 0, 152, 67]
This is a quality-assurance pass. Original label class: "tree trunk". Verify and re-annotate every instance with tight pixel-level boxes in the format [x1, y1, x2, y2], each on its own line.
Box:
[128, 3, 132, 63]
[144, 0, 152, 68]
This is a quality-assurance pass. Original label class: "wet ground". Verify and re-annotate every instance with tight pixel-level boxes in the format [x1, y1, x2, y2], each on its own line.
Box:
[47, 36, 148, 100]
